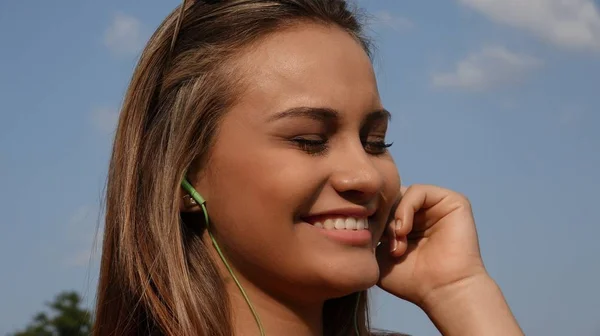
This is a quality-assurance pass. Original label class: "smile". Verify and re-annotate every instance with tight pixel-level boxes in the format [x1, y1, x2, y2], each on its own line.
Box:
[312, 217, 370, 230]
[303, 215, 374, 246]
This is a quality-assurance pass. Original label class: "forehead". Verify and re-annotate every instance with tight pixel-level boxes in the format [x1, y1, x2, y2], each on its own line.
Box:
[230, 23, 381, 117]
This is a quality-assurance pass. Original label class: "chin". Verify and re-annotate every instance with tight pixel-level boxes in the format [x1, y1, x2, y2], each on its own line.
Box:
[316, 250, 380, 298]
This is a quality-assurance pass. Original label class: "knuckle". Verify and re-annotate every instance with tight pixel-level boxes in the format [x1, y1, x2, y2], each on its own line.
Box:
[454, 191, 472, 208]
[406, 184, 423, 192]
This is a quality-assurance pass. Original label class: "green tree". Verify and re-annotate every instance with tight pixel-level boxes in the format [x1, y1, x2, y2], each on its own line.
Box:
[12, 291, 93, 336]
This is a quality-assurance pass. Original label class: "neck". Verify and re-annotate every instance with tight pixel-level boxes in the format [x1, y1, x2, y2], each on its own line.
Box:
[225, 275, 324, 336]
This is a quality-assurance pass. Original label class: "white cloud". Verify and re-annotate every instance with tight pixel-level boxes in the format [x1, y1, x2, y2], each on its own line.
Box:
[104, 12, 144, 56]
[373, 11, 414, 31]
[432, 46, 543, 91]
[90, 107, 119, 134]
[458, 0, 600, 51]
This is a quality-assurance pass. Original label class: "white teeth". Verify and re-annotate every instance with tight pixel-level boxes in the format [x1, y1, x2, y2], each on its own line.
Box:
[324, 219, 335, 229]
[334, 218, 346, 229]
[345, 217, 357, 230]
[312, 217, 369, 230]
[356, 218, 365, 230]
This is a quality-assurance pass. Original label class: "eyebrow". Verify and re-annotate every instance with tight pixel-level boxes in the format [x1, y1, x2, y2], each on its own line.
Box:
[267, 106, 391, 123]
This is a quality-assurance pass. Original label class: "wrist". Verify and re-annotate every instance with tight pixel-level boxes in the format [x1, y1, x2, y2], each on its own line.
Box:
[420, 271, 493, 314]
[419, 273, 523, 336]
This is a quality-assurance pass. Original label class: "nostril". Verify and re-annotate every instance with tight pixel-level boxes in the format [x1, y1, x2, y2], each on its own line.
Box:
[338, 189, 378, 205]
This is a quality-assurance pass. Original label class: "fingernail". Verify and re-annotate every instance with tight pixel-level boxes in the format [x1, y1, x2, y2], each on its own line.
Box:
[395, 219, 402, 232]
[390, 236, 398, 253]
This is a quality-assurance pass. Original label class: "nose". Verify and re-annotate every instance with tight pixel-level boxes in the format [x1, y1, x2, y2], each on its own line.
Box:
[329, 142, 385, 204]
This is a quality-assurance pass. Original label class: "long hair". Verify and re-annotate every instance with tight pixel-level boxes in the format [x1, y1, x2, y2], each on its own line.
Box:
[93, 1, 376, 335]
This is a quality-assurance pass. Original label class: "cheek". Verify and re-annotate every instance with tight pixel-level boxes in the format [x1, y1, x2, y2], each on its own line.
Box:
[382, 158, 401, 198]
[211, 150, 318, 214]
[202, 139, 342, 295]
[202, 134, 323, 260]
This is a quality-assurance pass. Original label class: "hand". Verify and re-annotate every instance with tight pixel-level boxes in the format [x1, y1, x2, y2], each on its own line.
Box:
[376, 184, 523, 335]
[376, 184, 487, 308]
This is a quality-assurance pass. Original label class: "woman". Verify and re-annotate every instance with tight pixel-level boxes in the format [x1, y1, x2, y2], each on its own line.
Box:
[93, 0, 524, 335]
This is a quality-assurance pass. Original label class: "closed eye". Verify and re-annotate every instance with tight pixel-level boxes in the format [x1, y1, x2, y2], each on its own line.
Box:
[362, 140, 393, 155]
[291, 136, 328, 155]
[291, 136, 392, 156]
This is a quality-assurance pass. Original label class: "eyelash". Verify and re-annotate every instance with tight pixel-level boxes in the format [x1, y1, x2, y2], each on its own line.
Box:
[292, 137, 393, 156]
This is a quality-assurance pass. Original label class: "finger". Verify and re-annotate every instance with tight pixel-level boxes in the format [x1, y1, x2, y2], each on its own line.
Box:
[393, 216, 413, 239]
[393, 185, 412, 237]
[390, 185, 411, 237]
[387, 219, 396, 253]
[395, 184, 451, 233]
[384, 217, 409, 257]
[390, 234, 408, 257]
[400, 185, 408, 195]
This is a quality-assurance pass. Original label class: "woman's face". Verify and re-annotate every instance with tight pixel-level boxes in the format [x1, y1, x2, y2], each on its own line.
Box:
[192, 23, 400, 302]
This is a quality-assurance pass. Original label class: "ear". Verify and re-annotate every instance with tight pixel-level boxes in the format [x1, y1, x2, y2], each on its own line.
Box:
[179, 186, 204, 213]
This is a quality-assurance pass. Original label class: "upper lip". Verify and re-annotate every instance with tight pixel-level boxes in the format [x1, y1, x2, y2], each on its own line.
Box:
[302, 207, 377, 221]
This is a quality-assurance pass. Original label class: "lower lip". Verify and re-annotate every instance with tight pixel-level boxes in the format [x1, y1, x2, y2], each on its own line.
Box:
[306, 224, 372, 246]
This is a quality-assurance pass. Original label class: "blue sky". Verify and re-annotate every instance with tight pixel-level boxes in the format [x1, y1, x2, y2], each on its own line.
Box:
[1, 0, 599, 335]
